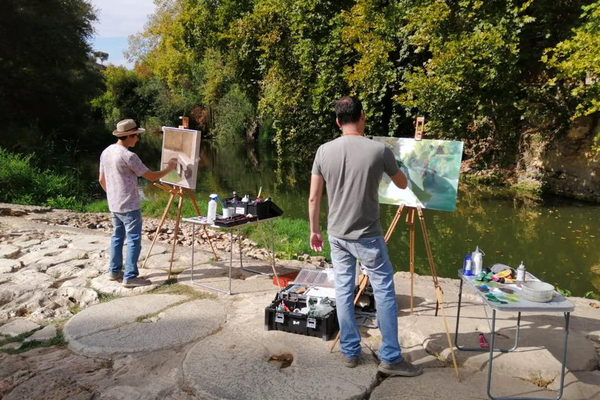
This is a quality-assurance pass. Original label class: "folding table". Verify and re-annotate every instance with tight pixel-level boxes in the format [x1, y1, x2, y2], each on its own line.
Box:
[454, 270, 575, 400]
[183, 216, 280, 295]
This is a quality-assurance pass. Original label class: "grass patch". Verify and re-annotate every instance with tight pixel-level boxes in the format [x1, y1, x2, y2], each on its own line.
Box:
[133, 299, 189, 323]
[149, 281, 217, 300]
[240, 217, 330, 262]
[97, 292, 122, 303]
[84, 199, 109, 213]
[0, 329, 67, 355]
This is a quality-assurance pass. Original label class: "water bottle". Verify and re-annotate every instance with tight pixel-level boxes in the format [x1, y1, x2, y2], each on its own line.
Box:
[472, 246, 484, 276]
[516, 261, 526, 282]
[207, 194, 218, 224]
[463, 252, 472, 276]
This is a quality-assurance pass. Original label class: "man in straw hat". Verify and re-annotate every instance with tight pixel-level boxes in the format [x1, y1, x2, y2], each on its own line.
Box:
[99, 119, 177, 288]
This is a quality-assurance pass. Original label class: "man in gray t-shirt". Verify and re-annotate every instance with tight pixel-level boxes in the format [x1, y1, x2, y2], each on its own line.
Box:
[99, 119, 177, 288]
[309, 96, 422, 377]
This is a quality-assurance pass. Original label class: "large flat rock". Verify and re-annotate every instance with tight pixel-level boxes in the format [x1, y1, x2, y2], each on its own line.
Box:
[64, 294, 227, 357]
[183, 290, 379, 400]
[67, 235, 110, 252]
[370, 368, 558, 400]
[90, 268, 170, 296]
[184, 326, 378, 400]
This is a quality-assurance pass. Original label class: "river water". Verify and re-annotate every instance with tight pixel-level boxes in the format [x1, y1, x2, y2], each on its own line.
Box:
[141, 139, 600, 298]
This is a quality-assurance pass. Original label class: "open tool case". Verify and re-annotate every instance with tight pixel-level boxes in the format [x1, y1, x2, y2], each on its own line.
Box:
[264, 270, 339, 341]
[264, 285, 339, 341]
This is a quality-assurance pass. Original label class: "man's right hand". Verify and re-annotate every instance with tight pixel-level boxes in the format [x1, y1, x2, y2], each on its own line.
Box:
[310, 232, 324, 252]
[167, 158, 178, 170]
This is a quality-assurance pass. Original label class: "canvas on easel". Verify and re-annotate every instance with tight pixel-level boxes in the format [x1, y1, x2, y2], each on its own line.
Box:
[373, 137, 463, 212]
[160, 126, 201, 190]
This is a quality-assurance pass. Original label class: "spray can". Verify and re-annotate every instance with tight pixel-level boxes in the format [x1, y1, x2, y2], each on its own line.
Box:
[472, 246, 484, 276]
[207, 194, 218, 224]
[463, 252, 473, 276]
[516, 261, 526, 282]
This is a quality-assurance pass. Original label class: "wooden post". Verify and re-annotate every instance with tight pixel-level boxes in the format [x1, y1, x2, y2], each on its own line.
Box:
[179, 116, 189, 129]
[414, 116, 425, 140]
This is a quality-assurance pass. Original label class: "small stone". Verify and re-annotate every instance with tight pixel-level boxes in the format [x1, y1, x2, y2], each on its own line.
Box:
[0, 319, 40, 337]
[0, 259, 21, 273]
[0, 342, 22, 350]
[0, 245, 20, 259]
[24, 325, 57, 342]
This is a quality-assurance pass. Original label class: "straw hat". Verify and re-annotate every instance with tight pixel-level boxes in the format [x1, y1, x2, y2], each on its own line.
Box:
[113, 119, 146, 137]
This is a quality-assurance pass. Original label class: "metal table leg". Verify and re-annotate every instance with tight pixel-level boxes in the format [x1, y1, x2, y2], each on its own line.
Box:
[487, 311, 570, 400]
[241, 222, 275, 276]
[189, 223, 232, 295]
[454, 279, 520, 353]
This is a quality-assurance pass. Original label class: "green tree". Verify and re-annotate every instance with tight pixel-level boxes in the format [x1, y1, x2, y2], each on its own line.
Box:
[544, 2, 600, 118]
[0, 0, 103, 155]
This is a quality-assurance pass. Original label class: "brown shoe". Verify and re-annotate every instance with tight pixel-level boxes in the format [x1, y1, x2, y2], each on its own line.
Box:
[378, 359, 423, 377]
[122, 277, 151, 288]
[342, 355, 359, 368]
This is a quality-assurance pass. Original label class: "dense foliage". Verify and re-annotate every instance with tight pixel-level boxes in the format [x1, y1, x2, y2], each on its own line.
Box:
[0, 0, 106, 158]
[0, 148, 88, 210]
[91, 0, 598, 164]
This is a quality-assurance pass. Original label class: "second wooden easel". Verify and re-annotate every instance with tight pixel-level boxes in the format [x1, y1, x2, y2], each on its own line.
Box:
[141, 182, 219, 279]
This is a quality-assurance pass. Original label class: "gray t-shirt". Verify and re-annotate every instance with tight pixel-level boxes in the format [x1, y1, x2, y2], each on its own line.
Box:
[99, 144, 149, 213]
[311, 136, 399, 240]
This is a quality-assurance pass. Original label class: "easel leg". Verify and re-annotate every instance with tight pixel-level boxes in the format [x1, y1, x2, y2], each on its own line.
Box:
[435, 286, 461, 382]
[416, 207, 460, 381]
[408, 208, 415, 314]
[416, 207, 440, 315]
[186, 190, 219, 261]
[141, 190, 177, 269]
[168, 187, 185, 280]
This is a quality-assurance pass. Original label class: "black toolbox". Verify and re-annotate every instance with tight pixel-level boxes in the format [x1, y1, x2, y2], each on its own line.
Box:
[264, 291, 338, 341]
[225, 197, 283, 219]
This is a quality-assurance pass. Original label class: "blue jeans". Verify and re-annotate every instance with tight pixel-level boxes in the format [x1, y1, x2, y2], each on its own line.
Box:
[109, 209, 143, 280]
[329, 236, 403, 365]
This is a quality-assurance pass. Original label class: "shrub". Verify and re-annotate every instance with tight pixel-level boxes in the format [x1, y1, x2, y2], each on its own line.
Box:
[0, 148, 87, 209]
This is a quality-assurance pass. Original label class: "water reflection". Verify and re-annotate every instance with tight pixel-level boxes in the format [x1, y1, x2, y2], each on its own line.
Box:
[141, 139, 600, 297]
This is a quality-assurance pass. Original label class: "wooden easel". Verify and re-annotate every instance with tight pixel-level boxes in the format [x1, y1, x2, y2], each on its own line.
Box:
[141, 116, 218, 279]
[141, 183, 219, 279]
[330, 117, 460, 381]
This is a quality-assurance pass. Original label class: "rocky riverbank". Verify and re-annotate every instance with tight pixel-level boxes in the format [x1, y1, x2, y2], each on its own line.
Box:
[1, 203, 599, 400]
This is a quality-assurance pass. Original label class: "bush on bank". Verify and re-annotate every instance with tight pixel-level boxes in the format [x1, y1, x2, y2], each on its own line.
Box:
[0, 148, 89, 210]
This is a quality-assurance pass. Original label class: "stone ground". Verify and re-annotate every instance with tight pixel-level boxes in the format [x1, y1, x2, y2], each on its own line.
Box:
[0, 203, 599, 400]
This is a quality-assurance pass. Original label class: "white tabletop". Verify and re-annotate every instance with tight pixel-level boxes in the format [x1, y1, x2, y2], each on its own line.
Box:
[458, 270, 574, 313]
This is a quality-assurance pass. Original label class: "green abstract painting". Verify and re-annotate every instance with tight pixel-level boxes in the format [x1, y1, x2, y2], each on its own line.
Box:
[373, 137, 463, 212]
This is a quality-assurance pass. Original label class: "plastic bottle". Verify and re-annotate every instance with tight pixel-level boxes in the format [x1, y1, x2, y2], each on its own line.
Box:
[207, 194, 218, 224]
[472, 246, 484, 276]
[463, 252, 473, 276]
[516, 261, 526, 282]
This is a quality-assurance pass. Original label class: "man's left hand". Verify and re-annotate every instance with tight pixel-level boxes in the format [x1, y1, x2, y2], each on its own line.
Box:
[310, 232, 324, 252]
